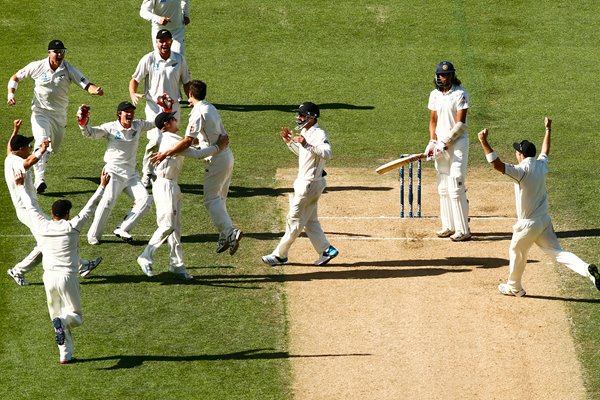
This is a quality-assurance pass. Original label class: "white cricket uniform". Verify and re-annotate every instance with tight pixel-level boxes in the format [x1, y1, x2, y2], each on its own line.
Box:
[186, 100, 237, 240]
[139, 131, 218, 271]
[131, 50, 191, 178]
[272, 123, 332, 259]
[428, 84, 470, 235]
[17, 183, 105, 362]
[140, 0, 190, 56]
[4, 153, 43, 274]
[80, 120, 155, 243]
[503, 154, 592, 291]
[15, 58, 91, 184]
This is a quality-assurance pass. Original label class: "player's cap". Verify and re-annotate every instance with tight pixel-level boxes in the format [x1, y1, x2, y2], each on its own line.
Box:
[513, 140, 537, 157]
[10, 135, 34, 151]
[294, 102, 320, 118]
[48, 40, 66, 51]
[155, 111, 178, 130]
[436, 61, 455, 75]
[51, 199, 72, 219]
[156, 29, 173, 40]
[117, 101, 136, 112]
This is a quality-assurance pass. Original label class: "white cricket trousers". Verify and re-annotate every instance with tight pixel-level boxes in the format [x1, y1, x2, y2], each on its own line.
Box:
[508, 215, 591, 290]
[274, 178, 330, 259]
[435, 134, 470, 235]
[204, 148, 235, 239]
[139, 178, 185, 271]
[87, 172, 153, 243]
[43, 270, 82, 362]
[31, 109, 67, 184]
[12, 207, 43, 274]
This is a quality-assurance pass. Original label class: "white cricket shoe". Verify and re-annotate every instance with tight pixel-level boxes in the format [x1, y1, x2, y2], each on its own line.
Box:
[450, 232, 472, 242]
[137, 256, 155, 277]
[436, 228, 455, 238]
[88, 237, 100, 245]
[314, 245, 339, 266]
[79, 257, 102, 278]
[113, 228, 133, 243]
[498, 283, 526, 297]
[262, 254, 288, 266]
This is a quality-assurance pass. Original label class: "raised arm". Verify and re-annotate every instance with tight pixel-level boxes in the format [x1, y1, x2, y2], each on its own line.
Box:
[541, 117, 551, 157]
[477, 128, 505, 174]
[6, 119, 22, 155]
[7, 74, 19, 106]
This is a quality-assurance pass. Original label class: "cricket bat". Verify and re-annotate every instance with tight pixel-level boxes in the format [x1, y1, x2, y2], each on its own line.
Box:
[375, 153, 426, 175]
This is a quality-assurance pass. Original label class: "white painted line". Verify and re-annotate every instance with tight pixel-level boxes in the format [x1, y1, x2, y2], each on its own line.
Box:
[320, 216, 514, 220]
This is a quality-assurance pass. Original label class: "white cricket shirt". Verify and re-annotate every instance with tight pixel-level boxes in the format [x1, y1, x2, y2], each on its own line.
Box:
[287, 123, 332, 181]
[185, 100, 228, 147]
[428, 85, 469, 142]
[131, 50, 191, 105]
[4, 153, 39, 210]
[18, 185, 105, 273]
[140, 0, 189, 31]
[16, 58, 90, 113]
[80, 120, 155, 179]
[504, 154, 549, 220]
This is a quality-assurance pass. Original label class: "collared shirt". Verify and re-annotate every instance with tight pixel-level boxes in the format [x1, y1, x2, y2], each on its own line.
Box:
[4, 153, 39, 211]
[428, 85, 469, 142]
[286, 123, 332, 181]
[185, 100, 228, 149]
[140, 0, 189, 30]
[131, 50, 191, 106]
[16, 58, 90, 113]
[80, 120, 155, 179]
[504, 154, 549, 220]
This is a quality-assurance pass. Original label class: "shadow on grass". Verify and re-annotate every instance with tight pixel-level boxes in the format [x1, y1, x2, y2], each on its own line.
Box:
[212, 103, 375, 113]
[77, 348, 371, 370]
[178, 184, 394, 197]
[524, 295, 600, 304]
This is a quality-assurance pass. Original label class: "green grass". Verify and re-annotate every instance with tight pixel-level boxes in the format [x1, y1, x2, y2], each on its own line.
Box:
[1, 0, 600, 398]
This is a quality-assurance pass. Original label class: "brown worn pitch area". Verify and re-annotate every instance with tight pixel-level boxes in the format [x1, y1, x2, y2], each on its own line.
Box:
[273, 167, 586, 400]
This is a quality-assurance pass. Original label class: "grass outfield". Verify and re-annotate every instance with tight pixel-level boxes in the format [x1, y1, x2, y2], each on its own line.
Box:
[1, 1, 599, 398]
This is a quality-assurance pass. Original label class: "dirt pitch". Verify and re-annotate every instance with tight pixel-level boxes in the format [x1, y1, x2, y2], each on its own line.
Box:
[273, 167, 586, 400]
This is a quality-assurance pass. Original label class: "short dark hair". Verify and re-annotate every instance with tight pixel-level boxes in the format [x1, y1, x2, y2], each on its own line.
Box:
[52, 199, 72, 219]
[189, 80, 207, 101]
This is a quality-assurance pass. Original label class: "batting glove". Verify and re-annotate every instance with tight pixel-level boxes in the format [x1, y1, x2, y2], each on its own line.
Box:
[424, 139, 436, 157]
[157, 93, 174, 112]
[77, 104, 91, 127]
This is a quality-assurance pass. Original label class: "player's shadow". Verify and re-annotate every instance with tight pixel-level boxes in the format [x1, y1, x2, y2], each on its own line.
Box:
[522, 295, 600, 304]
[212, 103, 375, 113]
[77, 348, 371, 370]
[179, 184, 393, 197]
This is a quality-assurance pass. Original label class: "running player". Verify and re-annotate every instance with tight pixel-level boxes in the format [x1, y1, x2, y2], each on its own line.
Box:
[137, 112, 228, 279]
[78, 101, 154, 245]
[15, 169, 110, 364]
[129, 29, 192, 188]
[261, 102, 339, 266]
[477, 118, 600, 296]
[150, 80, 242, 255]
[7, 39, 104, 193]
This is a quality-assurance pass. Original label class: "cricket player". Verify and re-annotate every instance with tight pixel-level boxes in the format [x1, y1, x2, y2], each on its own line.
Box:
[140, 0, 190, 56]
[477, 118, 600, 297]
[78, 101, 154, 245]
[423, 61, 471, 241]
[151, 80, 242, 255]
[137, 112, 229, 279]
[129, 29, 192, 188]
[5, 120, 101, 286]
[7, 39, 104, 193]
[15, 169, 110, 364]
[261, 102, 339, 266]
